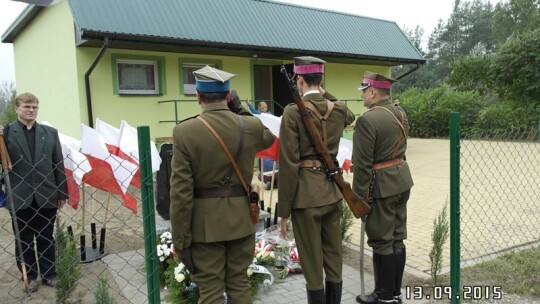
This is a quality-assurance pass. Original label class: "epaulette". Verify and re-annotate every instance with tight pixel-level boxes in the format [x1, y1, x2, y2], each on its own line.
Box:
[177, 115, 199, 125]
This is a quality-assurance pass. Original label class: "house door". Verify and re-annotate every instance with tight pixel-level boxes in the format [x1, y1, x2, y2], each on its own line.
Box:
[271, 64, 293, 117]
[253, 64, 293, 117]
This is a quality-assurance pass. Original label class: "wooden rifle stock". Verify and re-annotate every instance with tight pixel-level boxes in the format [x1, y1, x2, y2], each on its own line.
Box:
[280, 66, 371, 221]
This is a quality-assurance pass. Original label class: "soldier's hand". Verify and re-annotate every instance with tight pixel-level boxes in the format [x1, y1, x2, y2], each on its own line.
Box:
[279, 218, 288, 238]
[227, 95, 243, 113]
[179, 247, 196, 274]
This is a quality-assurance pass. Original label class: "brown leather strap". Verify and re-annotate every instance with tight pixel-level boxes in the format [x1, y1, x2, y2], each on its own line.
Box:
[372, 105, 406, 159]
[194, 186, 247, 199]
[304, 100, 334, 146]
[372, 158, 404, 170]
[299, 160, 323, 168]
[197, 116, 250, 193]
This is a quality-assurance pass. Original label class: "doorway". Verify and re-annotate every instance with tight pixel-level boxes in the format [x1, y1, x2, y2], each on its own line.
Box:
[253, 64, 294, 117]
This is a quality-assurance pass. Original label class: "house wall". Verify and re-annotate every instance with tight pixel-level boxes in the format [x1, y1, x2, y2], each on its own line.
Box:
[13, 1, 82, 135]
[11, 2, 391, 141]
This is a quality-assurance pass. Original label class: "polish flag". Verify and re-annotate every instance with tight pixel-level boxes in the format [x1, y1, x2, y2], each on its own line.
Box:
[337, 138, 353, 174]
[81, 124, 139, 213]
[254, 113, 281, 161]
[96, 118, 141, 187]
[42, 121, 91, 209]
[118, 120, 161, 173]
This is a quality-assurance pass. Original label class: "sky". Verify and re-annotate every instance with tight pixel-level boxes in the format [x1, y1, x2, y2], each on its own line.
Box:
[0, 0, 500, 85]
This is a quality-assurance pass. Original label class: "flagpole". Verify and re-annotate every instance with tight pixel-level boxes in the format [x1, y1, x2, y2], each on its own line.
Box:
[268, 160, 277, 211]
[0, 135, 29, 292]
[91, 195, 97, 250]
[99, 193, 111, 254]
[80, 181, 87, 261]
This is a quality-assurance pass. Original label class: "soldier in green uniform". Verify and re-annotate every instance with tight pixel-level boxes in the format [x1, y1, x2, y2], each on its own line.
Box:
[353, 72, 414, 304]
[169, 66, 275, 304]
[278, 56, 355, 304]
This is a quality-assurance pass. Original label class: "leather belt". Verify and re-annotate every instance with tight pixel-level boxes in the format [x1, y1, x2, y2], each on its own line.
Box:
[372, 158, 404, 170]
[193, 186, 247, 199]
[299, 160, 323, 168]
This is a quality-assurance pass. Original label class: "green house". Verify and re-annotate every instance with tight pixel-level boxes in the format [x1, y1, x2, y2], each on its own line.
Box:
[2, 0, 425, 140]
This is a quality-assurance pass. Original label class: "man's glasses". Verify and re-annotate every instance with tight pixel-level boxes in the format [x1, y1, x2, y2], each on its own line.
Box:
[19, 105, 39, 110]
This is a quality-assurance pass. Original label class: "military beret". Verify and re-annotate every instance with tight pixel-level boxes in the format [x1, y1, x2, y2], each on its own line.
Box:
[357, 71, 396, 90]
[193, 66, 236, 92]
[293, 56, 325, 75]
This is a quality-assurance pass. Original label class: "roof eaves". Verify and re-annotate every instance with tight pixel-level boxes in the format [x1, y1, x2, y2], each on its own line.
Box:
[1, 5, 43, 43]
[80, 30, 426, 65]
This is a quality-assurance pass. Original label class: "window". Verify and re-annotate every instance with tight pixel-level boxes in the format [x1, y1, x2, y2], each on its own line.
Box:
[182, 64, 208, 95]
[178, 58, 222, 96]
[117, 60, 159, 95]
[111, 54, 166, 95]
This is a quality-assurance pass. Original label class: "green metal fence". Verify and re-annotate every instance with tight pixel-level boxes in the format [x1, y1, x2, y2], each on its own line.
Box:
[450, 112, 540, 303]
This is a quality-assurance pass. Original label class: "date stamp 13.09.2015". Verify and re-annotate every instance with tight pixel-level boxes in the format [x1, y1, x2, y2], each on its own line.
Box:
[405, 285, 503, 301]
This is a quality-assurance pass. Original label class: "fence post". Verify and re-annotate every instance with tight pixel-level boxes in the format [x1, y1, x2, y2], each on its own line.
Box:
[449, 112, 461, 304]
[138, 126, 160, 304]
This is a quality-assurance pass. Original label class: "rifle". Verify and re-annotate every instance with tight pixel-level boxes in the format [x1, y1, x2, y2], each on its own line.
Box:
[280, 66, 371, 221]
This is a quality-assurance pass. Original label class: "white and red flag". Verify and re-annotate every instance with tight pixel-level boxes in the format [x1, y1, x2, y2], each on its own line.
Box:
[337, 138, 353, 174]
[42, 121, 91, 209]
[118, 120, 161, 173]
[80, 124, 139, 213]
[95, 118, 142, 187]
[254, 113, 281, 161]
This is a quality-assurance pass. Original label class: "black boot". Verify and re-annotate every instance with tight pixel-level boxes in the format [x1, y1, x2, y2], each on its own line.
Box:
[377, 254, 397, 303]
[356, 253, 382, 304]
[307, 288, 325, 304]
[325, 280, 342, 304]
[393, 247, 406, 304]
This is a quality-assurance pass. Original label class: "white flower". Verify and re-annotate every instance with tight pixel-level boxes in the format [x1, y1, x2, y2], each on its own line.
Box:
[175, 273, 185, 283]
[247, 267, 253, 277]
[159, 256, 165, 262]
[157, 246, 164, 257]
[270, 252, 275, 259]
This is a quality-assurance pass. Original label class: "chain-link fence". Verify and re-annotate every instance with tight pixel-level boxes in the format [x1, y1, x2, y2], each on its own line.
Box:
[0, 127, 160, 304]
[452, 112, 540, 302]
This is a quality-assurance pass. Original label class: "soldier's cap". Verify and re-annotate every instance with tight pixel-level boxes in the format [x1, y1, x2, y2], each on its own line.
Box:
[357, 71, 396, 90]
[293, 56, 325, 75]
[193, 65, 236, 93]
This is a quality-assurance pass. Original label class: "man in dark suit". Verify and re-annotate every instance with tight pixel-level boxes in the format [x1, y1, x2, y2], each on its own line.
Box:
[0, 92, 68, 292]
[353, 72, 414, 304]
[169, 66, 275, 303]
[278, 56, 355, 304]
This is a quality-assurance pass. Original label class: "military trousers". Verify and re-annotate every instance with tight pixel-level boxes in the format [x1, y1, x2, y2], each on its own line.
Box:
[366, 189, 410, 255]
[191, 234, 254, 304]
[291, 201, 343, 290]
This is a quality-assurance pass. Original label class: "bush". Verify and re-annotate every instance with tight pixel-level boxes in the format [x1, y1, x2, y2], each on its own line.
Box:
[401, 86, 485, 138]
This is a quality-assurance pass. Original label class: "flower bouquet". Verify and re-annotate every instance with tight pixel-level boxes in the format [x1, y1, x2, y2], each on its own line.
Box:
[164, 259, 199, 304]
[157, 231, 175, 286]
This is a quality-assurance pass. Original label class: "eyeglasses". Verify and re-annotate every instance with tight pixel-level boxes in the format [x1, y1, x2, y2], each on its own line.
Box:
[19, 105, 39, 110]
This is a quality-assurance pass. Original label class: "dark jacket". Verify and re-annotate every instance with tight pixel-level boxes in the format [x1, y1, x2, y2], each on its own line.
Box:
[4, 121, 68, 211]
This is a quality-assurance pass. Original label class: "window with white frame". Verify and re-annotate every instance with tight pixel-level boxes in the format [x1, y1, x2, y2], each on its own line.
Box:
[182, 63, 215, 95]
[117, 59, 159, 95]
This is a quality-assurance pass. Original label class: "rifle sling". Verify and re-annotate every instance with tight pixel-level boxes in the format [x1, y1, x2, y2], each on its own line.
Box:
[304, 100, 334, 147]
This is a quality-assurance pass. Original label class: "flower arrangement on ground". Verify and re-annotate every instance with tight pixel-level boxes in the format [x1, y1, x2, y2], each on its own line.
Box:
[164, 258, 199, 304]
[157, 231, 174, 286]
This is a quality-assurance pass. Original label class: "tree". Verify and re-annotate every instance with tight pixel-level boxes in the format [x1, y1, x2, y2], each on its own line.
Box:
[0, 81, 16, 125]
[490, 29, 540, 104]
[492, 0, 540, 46]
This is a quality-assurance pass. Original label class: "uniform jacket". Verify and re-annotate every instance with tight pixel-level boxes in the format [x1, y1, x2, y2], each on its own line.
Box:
[169, 103, 275, 250]
[352, 99, 414, 198]
[278, 92, 355, 218]
[4, 121, 68, 211]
